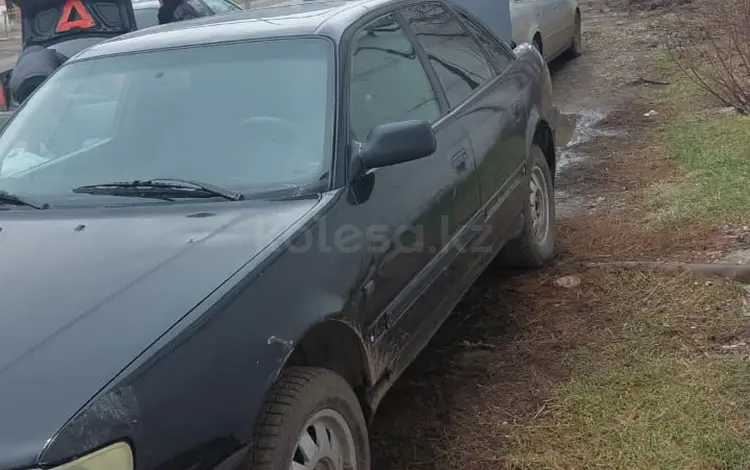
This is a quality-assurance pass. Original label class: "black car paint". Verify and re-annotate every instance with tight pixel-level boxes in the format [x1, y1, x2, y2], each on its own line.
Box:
[0, 1, 557, 469]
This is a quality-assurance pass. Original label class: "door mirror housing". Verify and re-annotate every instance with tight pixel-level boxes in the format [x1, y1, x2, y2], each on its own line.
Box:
[360, 120, 436, 171]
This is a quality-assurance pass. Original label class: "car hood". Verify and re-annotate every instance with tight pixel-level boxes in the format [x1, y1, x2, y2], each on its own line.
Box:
[0, 198, 320, 469]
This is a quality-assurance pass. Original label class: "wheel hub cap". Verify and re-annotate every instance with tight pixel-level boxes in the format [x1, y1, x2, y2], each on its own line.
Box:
[291, 409, 357, 470]
[529, 165, 549, 242]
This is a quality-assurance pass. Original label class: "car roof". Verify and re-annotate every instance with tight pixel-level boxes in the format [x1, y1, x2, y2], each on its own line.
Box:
[73, 0, 397, 60]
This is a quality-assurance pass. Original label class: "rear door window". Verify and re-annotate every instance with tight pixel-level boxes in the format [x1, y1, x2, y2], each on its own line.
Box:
[457, 10, 512, 71]
[399, 2, 494, 109]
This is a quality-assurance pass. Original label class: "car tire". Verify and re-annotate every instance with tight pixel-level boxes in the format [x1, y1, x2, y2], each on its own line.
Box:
[567, 13, 583, 57]
[247, 367, 370, 470]
[495, 144, 555, 269]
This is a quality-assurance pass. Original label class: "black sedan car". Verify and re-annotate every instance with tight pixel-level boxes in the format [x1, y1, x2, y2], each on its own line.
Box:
[0, 0, 559, 469]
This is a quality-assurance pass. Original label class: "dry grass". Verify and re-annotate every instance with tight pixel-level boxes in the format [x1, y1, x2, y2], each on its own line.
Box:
[557, 214, 734, 262]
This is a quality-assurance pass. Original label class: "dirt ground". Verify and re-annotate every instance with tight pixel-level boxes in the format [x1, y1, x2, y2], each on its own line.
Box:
[371, 0, 750, 468]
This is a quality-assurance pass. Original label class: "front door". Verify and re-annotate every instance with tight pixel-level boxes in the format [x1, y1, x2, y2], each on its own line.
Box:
[344, 11, 482, 376]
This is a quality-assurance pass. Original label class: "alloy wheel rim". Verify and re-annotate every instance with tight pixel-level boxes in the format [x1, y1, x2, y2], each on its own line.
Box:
[529, 165, 549, 243]
[290, 409, 357, 470]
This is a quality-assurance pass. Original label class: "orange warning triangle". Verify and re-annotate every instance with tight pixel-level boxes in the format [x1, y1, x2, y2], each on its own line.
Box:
[55, 0, 96, 33]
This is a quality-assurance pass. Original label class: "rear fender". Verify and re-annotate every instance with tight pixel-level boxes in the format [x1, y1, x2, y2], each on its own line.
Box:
[514, 42, 557, 146]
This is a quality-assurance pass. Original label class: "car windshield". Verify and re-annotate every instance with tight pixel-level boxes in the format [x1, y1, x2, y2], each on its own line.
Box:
[0, 37, 335, 203]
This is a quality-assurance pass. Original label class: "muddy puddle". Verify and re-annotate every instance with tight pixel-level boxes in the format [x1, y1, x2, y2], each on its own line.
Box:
[556, 108, 625, 170]
[553, 107, 628, 216]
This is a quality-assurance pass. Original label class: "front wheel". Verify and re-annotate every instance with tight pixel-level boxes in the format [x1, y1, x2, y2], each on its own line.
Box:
[495, 144, 556, 269]
[248, 367, 370, 470]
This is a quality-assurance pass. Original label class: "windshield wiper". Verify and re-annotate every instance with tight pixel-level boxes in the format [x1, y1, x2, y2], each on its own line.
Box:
[0, 189, 49, 209]
[72, 179, 244, 202]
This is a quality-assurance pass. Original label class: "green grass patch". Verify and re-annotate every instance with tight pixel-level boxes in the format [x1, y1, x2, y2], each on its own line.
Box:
[644, 115, 750, 224]
[508, 359, 750, 470]
[501, 271, 750, 470]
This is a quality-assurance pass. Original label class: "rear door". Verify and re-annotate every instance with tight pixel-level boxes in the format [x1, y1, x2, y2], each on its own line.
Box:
[538, 0, 565, 55]
[453, 6, 529, 245]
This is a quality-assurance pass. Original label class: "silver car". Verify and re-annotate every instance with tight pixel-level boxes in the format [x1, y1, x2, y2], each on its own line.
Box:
[510, 0, 582, 62]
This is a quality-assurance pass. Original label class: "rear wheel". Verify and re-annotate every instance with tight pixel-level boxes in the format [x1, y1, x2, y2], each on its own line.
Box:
[248, 367, 370, 470]
[495, 144, 556, 269]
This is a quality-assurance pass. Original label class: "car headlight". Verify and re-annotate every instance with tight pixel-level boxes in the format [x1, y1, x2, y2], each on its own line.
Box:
[50, 442, 133, 470]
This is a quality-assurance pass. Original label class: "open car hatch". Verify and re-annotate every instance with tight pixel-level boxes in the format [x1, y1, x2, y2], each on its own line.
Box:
[13, 0, 137, 49]
[0, 0, 137, 111]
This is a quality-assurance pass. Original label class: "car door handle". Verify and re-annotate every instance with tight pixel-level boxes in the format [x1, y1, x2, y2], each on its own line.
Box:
[451, 149, 468, 171]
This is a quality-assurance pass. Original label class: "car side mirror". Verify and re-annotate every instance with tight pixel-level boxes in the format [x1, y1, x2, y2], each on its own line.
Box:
[360, 120, 436, 171]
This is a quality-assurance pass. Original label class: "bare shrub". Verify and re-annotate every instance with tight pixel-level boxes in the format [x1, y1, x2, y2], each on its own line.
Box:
[662, 0, 750, 113]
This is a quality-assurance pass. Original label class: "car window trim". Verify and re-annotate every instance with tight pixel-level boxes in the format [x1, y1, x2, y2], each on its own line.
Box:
[431, 2, 502, 76]
[451, 3, 518, 61]
[392, 9, 450, 116]
[398, 1, 497, 114]
[337, 5, 448, 184]
[453, 8, 514, 74]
